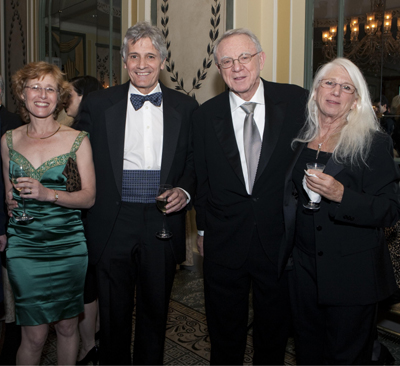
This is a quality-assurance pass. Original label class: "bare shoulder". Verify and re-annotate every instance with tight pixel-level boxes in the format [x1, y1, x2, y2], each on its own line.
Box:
[4, 124, 26, 143]
[56, 125, 87, 147]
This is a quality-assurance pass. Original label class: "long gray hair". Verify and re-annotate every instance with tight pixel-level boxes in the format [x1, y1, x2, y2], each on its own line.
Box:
[120, 22, 167, 63]
[293, 58, 379, 166]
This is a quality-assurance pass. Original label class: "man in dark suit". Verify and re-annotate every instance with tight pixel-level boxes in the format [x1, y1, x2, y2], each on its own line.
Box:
[0, 74, 23, 365]
[193, 28, 308, 365]
[77, 22, 198, 365]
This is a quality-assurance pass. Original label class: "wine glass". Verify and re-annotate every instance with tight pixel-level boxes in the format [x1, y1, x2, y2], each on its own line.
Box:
[156, 184, 173, 239]
[11, 165, 33, 222]
[303, 162, 326, 211]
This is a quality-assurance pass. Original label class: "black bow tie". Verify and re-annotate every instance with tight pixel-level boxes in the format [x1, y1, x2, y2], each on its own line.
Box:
[130, 92, 162, 111]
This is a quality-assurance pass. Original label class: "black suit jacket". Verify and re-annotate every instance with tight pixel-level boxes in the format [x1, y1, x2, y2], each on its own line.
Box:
[77, 81, 198, 265]
[281, 133, 400, 305]
[193, 79, 308, 269]
[0, 106, 22, 235]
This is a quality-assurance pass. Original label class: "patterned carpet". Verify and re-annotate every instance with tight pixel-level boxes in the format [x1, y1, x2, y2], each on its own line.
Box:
[1, 269, 400, 364]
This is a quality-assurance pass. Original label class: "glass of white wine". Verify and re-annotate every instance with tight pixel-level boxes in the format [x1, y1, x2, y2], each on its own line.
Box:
[303, 162, 326, 211]
[156, 184, 173, 239]
[11, 165, 33, 222]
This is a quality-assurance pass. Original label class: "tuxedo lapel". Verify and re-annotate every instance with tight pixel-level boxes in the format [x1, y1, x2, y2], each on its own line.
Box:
[254, 81, 286, 184]
[213, 93, 246, 187]
[324, 156, 345, 177]
[160, 85, 181, 184]
[105, 82, 130, 197]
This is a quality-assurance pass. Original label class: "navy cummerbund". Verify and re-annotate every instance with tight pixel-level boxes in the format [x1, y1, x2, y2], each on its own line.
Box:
[121, 170, 161, 203]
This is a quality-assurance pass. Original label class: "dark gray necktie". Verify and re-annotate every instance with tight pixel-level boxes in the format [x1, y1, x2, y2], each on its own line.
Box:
[240, 102, 261, 194]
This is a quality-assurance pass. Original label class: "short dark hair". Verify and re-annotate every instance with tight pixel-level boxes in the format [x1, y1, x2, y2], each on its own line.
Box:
[374, 95, 389, 107]
[69, 75, 103, 122]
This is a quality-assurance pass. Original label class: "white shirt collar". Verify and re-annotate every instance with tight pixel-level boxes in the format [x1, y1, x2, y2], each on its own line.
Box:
[229, 80, 264, 112]
[128, 82, 161, 96]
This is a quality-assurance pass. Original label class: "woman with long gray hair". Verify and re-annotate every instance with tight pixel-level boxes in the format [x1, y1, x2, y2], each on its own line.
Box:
[282, 57, 400, 364]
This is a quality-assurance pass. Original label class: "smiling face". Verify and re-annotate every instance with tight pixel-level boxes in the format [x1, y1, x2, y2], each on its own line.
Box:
[216, 34, 265, 101]
[315, 66, 358, 123]
[22, 74, 59, 120]
[124, 37, 166, 95]
[65, 88, 82, 118]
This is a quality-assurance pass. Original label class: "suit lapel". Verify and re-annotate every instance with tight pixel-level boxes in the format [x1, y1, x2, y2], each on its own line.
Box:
[105, 82, 130, 197]
[324, 156, 345, 177]
[254, 80, 286, 184]
[213, 92, 246, 187]
[160, 84, 181, 184]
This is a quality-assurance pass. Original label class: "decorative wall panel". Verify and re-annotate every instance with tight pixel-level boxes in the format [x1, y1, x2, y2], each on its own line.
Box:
[157, 0, 227, 104]
[5, 0, 27, 112]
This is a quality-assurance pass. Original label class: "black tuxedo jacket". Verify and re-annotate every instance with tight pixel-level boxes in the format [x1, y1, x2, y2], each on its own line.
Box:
[77, 81, 198, 265]
[281, 133, 400, 305]
[0, 106, 22, 235]
[193, 79, 308, 269]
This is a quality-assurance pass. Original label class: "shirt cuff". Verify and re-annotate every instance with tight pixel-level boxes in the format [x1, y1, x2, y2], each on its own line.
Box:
[177, 187, 191, 204]
[197, 230, 204, 236]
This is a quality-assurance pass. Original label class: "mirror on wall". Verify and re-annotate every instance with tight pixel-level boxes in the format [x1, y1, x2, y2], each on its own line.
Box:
[41, 0, 122, 87]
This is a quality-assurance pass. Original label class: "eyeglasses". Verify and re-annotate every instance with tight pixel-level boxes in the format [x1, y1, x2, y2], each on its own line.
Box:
[24, 85, 58, 94]
[217, 52, 261, 69]
[319, 79, 357, 94]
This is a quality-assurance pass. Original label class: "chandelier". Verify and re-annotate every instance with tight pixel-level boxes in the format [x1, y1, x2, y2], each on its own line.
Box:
[321, 0, 400, 71]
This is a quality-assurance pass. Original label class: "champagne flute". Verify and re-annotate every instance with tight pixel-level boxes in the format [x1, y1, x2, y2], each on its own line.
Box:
[156, 184, 173, 239]
[303, 162, 326, 211]
[11, 165, 33, 222]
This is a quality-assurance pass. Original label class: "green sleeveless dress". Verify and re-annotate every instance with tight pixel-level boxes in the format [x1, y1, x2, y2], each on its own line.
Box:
[6, 130, 88, 326]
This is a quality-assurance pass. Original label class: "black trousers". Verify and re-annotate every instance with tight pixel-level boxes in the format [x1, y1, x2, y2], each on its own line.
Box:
[289, 247, 377, 365]
[203, 234, 291, 365]
[96, 202, 177, 365]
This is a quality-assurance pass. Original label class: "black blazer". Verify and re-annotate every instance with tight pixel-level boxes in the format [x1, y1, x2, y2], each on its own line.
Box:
[77, 81, 198, 265]
[0, 107, 22, 235]
[193, 79, 308, 269]
[281, 133, 400, 305]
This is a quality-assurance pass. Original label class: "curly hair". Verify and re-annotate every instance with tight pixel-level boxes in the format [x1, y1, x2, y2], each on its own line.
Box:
[12, 61, 70, 123]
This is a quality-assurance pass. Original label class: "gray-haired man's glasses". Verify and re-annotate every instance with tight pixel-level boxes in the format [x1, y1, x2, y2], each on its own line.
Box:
[217, 52, 261, 69]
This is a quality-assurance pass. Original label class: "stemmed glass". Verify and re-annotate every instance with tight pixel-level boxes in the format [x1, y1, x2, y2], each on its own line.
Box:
[11, 165, 33, 222]
[156, 184, 173, 239]
[303, 162, 326, 211]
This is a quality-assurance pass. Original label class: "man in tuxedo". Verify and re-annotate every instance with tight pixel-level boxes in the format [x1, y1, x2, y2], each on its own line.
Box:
[77, 22, 198, 365]
[0, 74, 23, 365]
[193, 28, 308, 365]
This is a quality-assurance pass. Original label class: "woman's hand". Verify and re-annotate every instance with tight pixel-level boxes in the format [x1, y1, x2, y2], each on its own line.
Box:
[14, 177, 52, 202]
[306, 170, 344, 203]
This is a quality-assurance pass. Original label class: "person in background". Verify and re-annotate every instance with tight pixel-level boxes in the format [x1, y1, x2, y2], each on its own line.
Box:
[65, 75, 103, 365]
[76, 22, 198, 365]
[390, 95, 400, 156]
[375, 95, 395, 136]
[282, 58, 400, 364]
[0, 74, 22, 365]
[1, 61, 95, 365]
[193, 28, 308, 365]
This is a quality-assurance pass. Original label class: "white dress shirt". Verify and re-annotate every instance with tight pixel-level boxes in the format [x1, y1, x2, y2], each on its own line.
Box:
[230, 81, 265, 194]
[124, 83, 164, 170]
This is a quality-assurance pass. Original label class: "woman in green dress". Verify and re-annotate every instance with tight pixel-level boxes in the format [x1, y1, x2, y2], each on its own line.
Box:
[1, 61, 96, 365]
